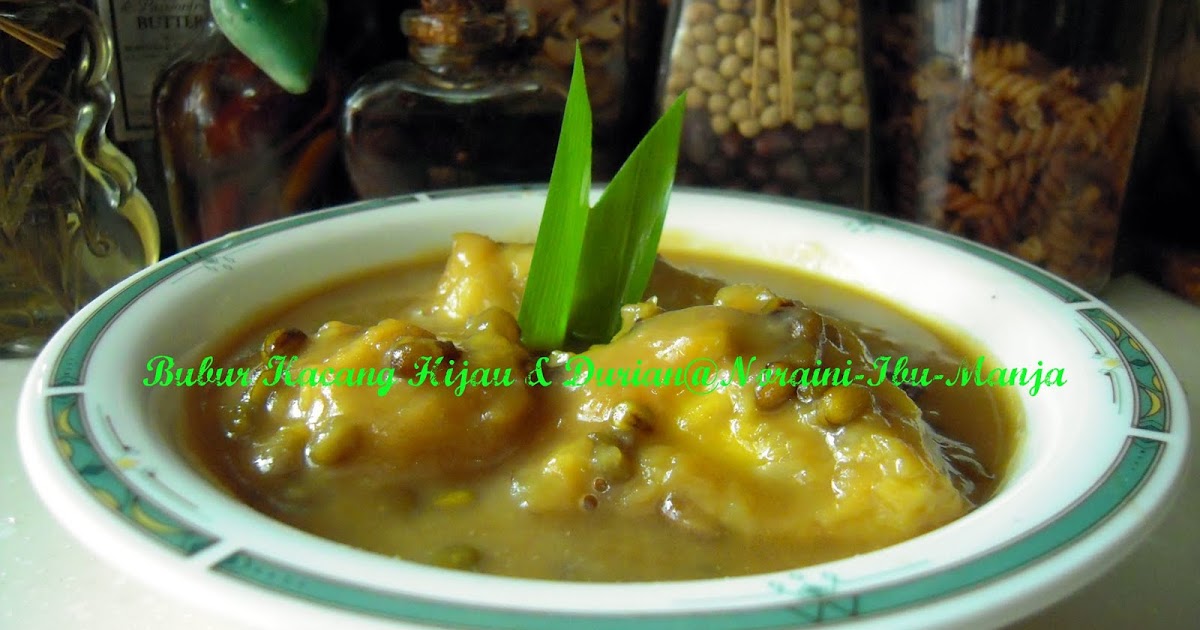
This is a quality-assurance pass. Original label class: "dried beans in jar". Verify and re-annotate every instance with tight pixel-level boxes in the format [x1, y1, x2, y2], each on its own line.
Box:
[659, 0, 871, 207]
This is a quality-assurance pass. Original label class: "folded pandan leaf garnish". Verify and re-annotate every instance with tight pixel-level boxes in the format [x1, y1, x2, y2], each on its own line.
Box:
[519, 44, 686, 352]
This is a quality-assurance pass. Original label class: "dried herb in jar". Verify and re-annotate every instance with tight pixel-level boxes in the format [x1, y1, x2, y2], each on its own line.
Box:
[1, 1, 160, 355]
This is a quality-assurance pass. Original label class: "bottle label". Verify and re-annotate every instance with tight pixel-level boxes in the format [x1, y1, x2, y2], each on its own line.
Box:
[97, 1, 208, 141]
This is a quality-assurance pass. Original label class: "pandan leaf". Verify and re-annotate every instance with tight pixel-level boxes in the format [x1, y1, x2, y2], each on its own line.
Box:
[210, 0, 327, 94]
[517, 44, 592, 352]
[518, 43, 686, 352]
[567, 94, 686, 347]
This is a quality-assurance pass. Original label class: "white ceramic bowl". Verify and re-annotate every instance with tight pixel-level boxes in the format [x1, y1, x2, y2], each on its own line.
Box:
[18, 187, 1190, 630]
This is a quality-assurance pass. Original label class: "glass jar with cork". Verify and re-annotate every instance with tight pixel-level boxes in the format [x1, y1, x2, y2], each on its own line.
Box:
[340, 0, 566, 199]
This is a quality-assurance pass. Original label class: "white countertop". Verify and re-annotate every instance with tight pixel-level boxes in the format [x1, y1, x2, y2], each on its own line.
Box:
[2, 273, 1198, 630]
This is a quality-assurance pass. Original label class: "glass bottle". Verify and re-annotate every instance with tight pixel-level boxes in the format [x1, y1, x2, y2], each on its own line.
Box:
[89, 0, 209, 257]
[341, 1, 566, 199]
[862, 0, 1163, 292]
[1, 1, 160, 355]
[153, 14, 344, 248]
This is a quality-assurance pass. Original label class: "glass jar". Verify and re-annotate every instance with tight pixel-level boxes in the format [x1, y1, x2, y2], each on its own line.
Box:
[88, 0, 209, 258]
[510, 0, 666, 178]
[657, 0, 872, 207]
[1, 1, 160, 355]
[1138, 0, 1200, 305]
[341, 3, 566, 199]
[153, 17, 343, 248]
[863, 0, 1163, 292]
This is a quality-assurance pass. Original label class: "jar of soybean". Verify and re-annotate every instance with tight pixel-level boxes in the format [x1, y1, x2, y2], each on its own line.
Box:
[657, 0, 871, 208]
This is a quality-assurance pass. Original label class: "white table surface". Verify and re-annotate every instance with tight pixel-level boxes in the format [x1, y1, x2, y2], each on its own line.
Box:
[2, 273, 1197, 630]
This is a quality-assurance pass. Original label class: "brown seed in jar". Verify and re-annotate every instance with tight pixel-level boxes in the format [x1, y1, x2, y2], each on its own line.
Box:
[766, 83, 780, 102]
[838, 69, 863, 98]
[711, 115, 733, 134]
[792, 109, 816, 131]
[719, 54, 743, 79]
[774, 153, 809, 182]
[708, 92, 731, 114]
[716, 35, 733, 55]
[748, 157, 773, 183]
[804, 13, 825, 30]
[674, 47, 699, 74]
[715, 13, 746, 34]
[727, 79, 746, 98]
[754, 128, 793, 157]
[667, 73, 687, 94]
[759, 105, 783, 129]
[794, 89, 817, 110]
[696, 44, 719, 66]
[718, 132, 742, 159]
[814, 104, 840, 125]
[793, 67, 817, 89]
[734, 29, 755, 58]
[739, 65, 774, 88]
[840, 7, 859, 24]
[717, 0, 741, 11]
[728, 98, 751, 122]
[693, 67, 722, 92]
[684, 2, 717, 25]
[692, 23, 717, 44]
[843, 27, 858, 47]
[814, 71, 838, 102]
[823, 47, 857, 72]
[752, 15, 776, 41]
[796, 53, 819, 70]
[759, 45, 779, 71]
[686, 87, 708, 108]
[841, 103, 868, 130]
[819, 0, 842, 20]
[738, 118, 764, 138]
[822, 23, 843, 45]
[801, 33, 824, 53]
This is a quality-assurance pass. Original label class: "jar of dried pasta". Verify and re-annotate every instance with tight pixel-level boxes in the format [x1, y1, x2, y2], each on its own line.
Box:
[862, 0, 1163, 292]
[658, 0, 872, 207]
